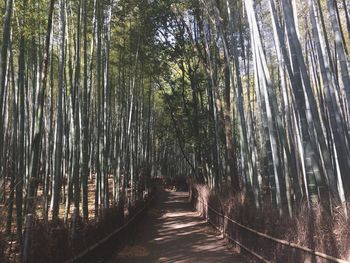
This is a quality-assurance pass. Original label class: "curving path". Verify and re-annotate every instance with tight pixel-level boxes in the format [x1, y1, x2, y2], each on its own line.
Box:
[108, 190, 248, 263]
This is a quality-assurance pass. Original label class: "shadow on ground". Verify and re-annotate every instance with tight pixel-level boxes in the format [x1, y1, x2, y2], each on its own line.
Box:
[108, 190, 248, 263]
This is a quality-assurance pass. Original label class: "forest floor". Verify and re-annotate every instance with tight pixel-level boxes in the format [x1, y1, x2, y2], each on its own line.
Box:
[0, 176, 120, 261]
[107, 190, 250, 263]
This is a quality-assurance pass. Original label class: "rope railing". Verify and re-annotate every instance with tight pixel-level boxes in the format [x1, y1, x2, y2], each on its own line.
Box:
[196, 197, 350, 263]
[66, 196, 154, 263]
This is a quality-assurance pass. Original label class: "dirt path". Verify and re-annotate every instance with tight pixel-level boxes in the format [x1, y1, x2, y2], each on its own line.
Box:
[108, 190, 248, 263]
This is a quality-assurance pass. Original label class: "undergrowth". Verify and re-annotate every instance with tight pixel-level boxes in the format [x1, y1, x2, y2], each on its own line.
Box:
[190, 183, 350, 262]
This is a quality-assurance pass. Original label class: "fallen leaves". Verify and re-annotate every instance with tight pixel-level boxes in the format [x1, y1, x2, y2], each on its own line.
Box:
[118, 245, 150, 257]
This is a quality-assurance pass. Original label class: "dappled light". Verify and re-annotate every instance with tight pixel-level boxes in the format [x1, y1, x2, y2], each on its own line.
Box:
[109, 191, 247, 263]
[1, 0, 350, 261]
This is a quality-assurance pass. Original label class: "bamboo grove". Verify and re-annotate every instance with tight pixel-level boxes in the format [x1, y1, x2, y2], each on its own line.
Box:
[0, 0, 166, 248]
[1, 0, 350, 256]
[149, 0, 350, 218]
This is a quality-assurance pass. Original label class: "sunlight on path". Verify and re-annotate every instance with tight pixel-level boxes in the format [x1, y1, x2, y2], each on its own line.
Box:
[108, 191, 249, 263]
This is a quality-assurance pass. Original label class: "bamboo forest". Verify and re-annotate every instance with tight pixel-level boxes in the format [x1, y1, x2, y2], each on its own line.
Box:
[1, 0, 350, 262]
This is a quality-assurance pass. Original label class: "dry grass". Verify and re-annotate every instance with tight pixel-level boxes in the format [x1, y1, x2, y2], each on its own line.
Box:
[118, 245, 150, 257]
[191, 183, 350, 262]
[0, 175, 153, 262]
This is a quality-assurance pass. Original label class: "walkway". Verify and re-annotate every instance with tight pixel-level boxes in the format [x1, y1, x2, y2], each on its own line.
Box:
[108, 190, 248, 263]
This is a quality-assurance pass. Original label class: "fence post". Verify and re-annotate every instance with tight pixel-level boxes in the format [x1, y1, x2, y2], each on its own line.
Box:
[222, 211, 225, 238]
[71, 207, 79, 239]
[22, 214, 33, 263]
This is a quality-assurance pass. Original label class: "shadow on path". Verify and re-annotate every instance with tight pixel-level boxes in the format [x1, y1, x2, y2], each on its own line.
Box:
[108, 190, 248, 263]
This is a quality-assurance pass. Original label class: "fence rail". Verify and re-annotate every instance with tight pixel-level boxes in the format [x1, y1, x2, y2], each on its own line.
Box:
[66, 196, 154, 263]
[196, 197, 349, 263]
